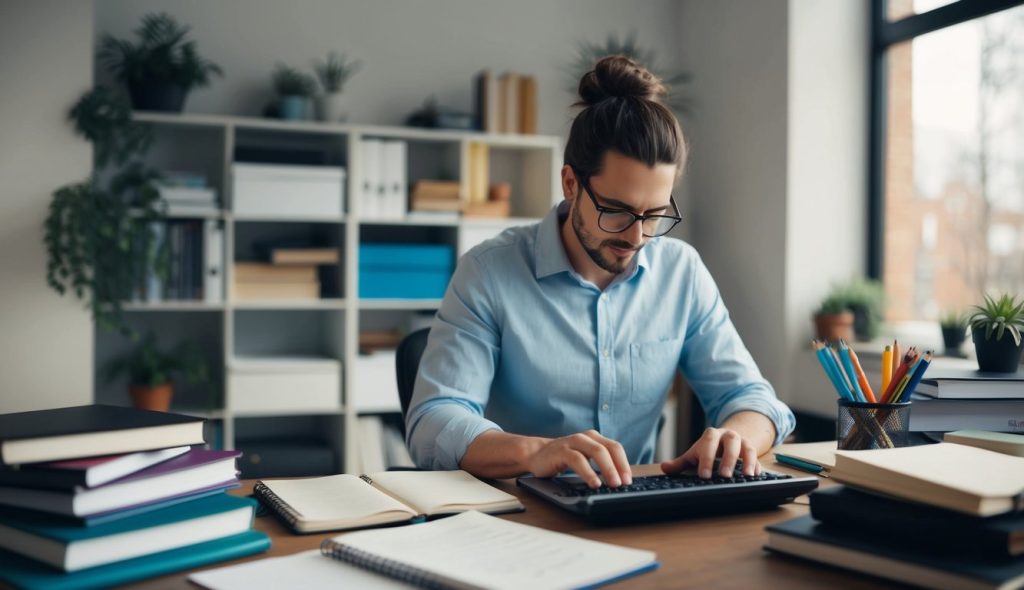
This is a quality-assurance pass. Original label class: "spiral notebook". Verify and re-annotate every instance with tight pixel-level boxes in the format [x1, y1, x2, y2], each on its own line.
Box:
[319, 510, 659, 590]
[253, 470, 523, 533]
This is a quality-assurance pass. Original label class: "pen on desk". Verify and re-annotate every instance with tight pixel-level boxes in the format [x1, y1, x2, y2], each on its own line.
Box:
[846, 344, 877, 403]
[881, 344, 893, 394]
[837, 342, 866, 402]
[895, 351, 932, 403]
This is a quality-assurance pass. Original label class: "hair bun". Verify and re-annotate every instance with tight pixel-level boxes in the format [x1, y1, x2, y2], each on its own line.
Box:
[577, 55, 667, 106]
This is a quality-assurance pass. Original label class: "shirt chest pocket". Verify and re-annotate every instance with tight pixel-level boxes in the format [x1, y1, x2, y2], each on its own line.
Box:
[629, 338, 683, 405]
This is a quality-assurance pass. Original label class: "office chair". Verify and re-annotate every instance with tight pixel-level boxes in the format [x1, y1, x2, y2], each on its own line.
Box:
[395, 327, 431, 420]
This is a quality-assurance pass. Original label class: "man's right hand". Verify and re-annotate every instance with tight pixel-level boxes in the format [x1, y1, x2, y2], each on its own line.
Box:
[527, 430, 633, 489]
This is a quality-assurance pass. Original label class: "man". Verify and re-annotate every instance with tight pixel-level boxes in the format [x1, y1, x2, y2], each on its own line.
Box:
[406, 56, 794, 488]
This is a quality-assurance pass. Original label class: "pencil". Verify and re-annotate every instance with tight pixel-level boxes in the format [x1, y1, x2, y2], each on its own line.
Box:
[881, 345, 893, 394]
[814, 341, 853, 401]
[846, 344, 877, 403]
[895, 351, 932, 403]
[838, 341, 867, 402]
[881, 348, 915, 403]
[891, 339, 901, 382]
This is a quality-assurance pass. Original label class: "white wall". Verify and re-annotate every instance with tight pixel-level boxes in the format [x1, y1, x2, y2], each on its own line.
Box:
[95, 0, 683, 137]
[0, 1, 94, 413]
[678, 0, 869, 417]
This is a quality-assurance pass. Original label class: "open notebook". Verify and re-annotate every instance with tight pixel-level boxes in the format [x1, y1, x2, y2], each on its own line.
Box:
[253, 470, 524, 533]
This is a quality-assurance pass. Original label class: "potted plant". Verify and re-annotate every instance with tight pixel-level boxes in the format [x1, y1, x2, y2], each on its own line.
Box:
[813, 293, 855, 343]
[313, 51, 362, 122]
[272, 64, 316, 120]
[939, 310, 968, 358]
[45, 88, 165, 333]
[103, 332, 210, 412]
[842, 278, 885, 341]
[968, 293, 1024, 372]
[99, 12, 223, 112]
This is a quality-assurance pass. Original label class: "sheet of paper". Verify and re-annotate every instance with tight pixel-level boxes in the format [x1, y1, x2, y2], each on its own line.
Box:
[367, 470, 518, 514]
[189, 550, 414, 589]
[260, 474, 412, 523]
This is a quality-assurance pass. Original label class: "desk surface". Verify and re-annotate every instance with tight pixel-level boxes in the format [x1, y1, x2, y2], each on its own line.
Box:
[130, 462, 881, 590]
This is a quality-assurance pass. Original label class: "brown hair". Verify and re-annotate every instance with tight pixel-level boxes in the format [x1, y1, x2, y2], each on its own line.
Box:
[564, 55, 687, 180]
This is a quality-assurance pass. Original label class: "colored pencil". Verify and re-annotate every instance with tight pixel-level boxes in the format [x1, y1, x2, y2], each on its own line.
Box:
[838, 341, 866, 402]
[891, 340, 901, 381]
[846, 344, 877, 403]
[895, 351, 933, 403]
[881, 347, 915, 403]
[880, 345, 893, 394]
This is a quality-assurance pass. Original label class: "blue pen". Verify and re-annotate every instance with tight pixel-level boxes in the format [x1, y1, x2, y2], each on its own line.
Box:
[814, 343, 853, 401]
[838, 341, 866, 402]
[895, 351, 932, 403]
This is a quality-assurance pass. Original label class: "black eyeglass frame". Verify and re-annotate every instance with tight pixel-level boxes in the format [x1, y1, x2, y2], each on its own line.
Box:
[575, 171, 682, 238]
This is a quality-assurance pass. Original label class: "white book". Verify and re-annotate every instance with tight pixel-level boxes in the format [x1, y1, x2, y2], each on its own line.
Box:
[360, 139, 383, 219]
[382, 140, 407, 219]
[320, 511, 659, 590]
[203, 220, 223, 303]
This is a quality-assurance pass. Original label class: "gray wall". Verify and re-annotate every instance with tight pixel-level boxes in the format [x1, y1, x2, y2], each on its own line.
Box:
[0, 1, 94, 413]
[95, 0, 683, 137]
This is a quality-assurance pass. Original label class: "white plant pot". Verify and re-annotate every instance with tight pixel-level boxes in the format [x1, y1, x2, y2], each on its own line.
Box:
[317, 93, 346, 122]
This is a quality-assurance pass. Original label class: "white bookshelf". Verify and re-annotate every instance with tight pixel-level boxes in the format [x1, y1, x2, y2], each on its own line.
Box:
[93, 111, 562, 474]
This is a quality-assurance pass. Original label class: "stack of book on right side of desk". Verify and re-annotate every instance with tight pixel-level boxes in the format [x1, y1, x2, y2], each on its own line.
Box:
[765, 441, 1024, 590]
[909, 369, 1024, 433]
[0, 405, 270, 590]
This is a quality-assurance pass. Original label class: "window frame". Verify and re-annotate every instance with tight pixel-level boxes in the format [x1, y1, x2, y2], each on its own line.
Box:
[867, 0, 1024, 279]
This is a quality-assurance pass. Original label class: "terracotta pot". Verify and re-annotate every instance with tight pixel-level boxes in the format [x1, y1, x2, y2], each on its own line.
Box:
[129, 383, 174, 412]
[814, 311, 854, 343]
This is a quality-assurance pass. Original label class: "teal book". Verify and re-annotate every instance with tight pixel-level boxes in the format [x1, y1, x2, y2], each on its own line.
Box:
[0, 494, 257, 571]
[0, 530, 271, 590]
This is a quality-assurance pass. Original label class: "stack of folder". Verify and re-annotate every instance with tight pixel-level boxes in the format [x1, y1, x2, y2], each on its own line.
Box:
[0, 405, 270, 589]
[765, 442, 1024, 590]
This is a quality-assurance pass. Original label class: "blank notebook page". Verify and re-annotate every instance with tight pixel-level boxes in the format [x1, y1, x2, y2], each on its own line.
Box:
[367, 470, 518, 514]
[261, 474, 414, 522]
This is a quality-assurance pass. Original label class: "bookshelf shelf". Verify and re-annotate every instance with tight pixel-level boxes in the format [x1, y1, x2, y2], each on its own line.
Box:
[94, 111, 561, 475]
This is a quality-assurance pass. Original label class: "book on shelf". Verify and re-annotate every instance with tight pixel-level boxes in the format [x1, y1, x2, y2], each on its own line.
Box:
[498, 71, 520, 133]
[0, 530, 270, 590]
[233, 262, 318, 283]
[944, 430, 1024, 457]
[809, 485, 1024, 558]
[253, 470, 524, 534]
[268, 248, 339, 266]
[0, 446, 190, 491]
[203, 219, 224, 303]
[475, 69, 500, 134]
[0, 494, 256, 572]
[773, 441, 837, 475]
[765, 514, 1024, 590]
[467, 142, 489, 205]
[0, 449, 241, 518]
[829, 443, 1024, 516]
[0, 405, 205, 466]
[908, 393, 1024, 433]
[381, 140, 408, 219]
[320, 510, 659, 590]
[232, 280, 320, 300]
[518, 75, 537, 134]
[915, 369, 1024, 399]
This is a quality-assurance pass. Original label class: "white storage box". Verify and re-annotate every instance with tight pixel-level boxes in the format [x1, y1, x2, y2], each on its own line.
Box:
[353, 350, 402, 413]
[232, 163, 345, 218]
[228, 356, 341, 413]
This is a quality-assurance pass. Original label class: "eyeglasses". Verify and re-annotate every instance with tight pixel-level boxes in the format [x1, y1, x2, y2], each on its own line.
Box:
[576, 172, 682, 238]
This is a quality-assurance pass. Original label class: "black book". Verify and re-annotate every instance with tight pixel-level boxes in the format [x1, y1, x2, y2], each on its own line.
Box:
[766, 514, 1024, 590]
[0, 405, 205, 466]
[810, 486, 1024, 557]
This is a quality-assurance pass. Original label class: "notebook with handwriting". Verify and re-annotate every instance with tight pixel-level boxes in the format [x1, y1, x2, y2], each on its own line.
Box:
[320, 510, 658, 590]
[253, 470, 523, 533]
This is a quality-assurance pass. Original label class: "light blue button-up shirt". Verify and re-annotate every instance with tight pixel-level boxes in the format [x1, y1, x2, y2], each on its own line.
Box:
[405, 202, 795, 470]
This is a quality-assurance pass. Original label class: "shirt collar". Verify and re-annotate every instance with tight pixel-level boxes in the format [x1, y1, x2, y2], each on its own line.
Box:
[533, 201, 652, 281]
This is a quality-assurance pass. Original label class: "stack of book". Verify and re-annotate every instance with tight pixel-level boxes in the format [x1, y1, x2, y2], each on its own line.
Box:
[475, 70, 538, 134]
[155, 171, 219, 217]
[0, 405, 270, 589]
[766, 442, 1024, 589]
[234, 244, 340, 301]
[909, 369, 1024, 433]
[409, 180, 461, 217]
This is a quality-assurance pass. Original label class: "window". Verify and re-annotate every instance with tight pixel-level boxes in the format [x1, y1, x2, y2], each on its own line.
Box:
[871, 0, 1024, 322]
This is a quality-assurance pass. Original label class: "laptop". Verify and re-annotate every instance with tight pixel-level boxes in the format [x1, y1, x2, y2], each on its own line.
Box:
[516, 462, 818, 524]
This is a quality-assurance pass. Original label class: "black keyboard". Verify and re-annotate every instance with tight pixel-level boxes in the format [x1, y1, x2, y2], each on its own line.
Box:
[517, 466, 818, 524]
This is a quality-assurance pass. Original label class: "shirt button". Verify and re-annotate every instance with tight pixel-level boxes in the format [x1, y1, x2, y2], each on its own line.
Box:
[601, 349, 609, 358]
[601, 403, 610, 412]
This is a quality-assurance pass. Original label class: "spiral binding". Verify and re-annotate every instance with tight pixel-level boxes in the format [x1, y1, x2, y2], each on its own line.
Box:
[320, 539, 450, 590]
[253, 481, 303, 531]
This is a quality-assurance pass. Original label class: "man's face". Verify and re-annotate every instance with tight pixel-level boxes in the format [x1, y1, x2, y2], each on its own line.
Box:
[567, 152, 678, 275]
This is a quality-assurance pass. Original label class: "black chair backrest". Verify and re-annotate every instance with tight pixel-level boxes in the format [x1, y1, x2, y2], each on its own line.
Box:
[395, 327, 431, 419]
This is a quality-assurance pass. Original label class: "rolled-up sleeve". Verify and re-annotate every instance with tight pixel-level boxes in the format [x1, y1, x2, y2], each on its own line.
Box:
[405, 253, 505, 470]
[678, 254, 795, 446]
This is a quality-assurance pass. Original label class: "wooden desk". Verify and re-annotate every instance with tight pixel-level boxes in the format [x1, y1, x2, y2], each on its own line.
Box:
[131, 463, 878, 589]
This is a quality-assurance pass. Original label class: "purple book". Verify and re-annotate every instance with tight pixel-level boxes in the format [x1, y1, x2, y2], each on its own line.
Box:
[0, 449, 241, 517]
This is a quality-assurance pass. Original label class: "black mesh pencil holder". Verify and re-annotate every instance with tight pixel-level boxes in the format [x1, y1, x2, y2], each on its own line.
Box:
[836, 399, 912, 450]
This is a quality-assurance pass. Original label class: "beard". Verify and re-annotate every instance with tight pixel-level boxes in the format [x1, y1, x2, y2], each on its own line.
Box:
[570, 199, 642, 275]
